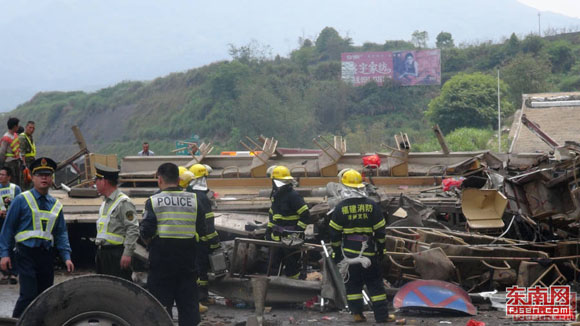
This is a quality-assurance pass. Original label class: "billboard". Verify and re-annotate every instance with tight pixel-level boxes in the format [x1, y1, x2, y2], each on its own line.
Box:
[341, 49, 440, 87]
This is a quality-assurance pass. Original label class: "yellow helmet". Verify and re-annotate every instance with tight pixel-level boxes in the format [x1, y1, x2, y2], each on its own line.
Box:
[178, 166, 194, 188]
[270, 165, 293, 180]
[189, 164, 209, 179]
[340, 169, 364, 188]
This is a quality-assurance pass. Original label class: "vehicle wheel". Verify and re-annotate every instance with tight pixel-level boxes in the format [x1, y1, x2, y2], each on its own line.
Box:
[17, 275, 173, 326]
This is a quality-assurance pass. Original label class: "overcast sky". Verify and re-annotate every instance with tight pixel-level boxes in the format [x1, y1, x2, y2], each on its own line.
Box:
[1, 0, 579, 112]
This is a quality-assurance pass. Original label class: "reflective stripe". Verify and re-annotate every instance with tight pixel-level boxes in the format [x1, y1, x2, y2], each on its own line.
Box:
[347, 293, 363, 300]
[15, 191, 62, 242]
[210, 243, 221, 250]
[329, 220, 343, 231]
[201, 231, 218, 242]
[297, 221, 307, 229]
[297, 204, 308, 215]
[331, 240, 341, 246]
[272, 214, 299, 221]
[0, 183, 16, 202]
[343, 227, 373, 234]
[371, 294, 387, 302]
[267, 222, 274, 228]
[373, 219, 386, 230]
[151, 191, 197, 239]
[197, 279, 208, 286]
[288, 272, 300, 279]
[344, 247, 375, 256]
[271, 233, 280, 241]
[377, 237, 386, 243]
[96, 193, 129, 245]
[20, 133, 36, 157]
[205, 212, 215, 219]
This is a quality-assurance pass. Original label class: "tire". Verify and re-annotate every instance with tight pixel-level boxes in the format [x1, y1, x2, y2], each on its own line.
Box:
[17, 275, 173, 326]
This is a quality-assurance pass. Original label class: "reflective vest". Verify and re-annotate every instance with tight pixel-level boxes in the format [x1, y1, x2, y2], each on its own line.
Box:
[0, 183, 16, 210]
[3, 131, 20, 158]
[19, 133, 36, 158]
[96, 193, 129, 245]
[151, 191, 197, 239]
[14, 191, 63, 242]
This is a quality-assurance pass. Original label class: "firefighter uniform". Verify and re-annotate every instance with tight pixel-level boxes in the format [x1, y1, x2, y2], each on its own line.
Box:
[266, 166, 310, 279]
[0, 158, 73, 318]
[94, 164, 139, 281]
[329, 169, 389, 323]
[140, 187, 208, 326]
[186, 163, 219, 304]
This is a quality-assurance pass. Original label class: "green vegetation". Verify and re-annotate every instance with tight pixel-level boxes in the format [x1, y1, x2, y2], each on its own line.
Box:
[9, 27, 580, 159]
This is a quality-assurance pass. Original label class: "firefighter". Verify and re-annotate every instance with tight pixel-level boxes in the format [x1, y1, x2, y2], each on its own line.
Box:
[140, 163, 208, 326]
[266, 165, 310, 279]
[329, 169, 394, 323]
[186, 164, 220, 306]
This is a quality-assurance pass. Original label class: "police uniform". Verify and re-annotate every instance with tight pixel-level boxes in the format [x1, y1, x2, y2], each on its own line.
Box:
[266, 182, 310, 279]
[186, 182, 219, 303]
[140, 186, 208, 326]
[330, 197, 389, 322]
[0, 157, 72, 318]
[94, 164, 139, 281]
[0, 181, 21, 282]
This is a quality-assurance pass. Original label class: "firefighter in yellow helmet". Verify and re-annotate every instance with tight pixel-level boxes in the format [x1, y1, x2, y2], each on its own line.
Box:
[329, 169, 394, 323]
[266, 165, 310, 279]
[185, 164, 219, 306]
[178, 166, 194, 189]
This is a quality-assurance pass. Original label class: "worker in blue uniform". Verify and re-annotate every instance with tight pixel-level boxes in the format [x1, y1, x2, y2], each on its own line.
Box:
[0, 157, 74, 318]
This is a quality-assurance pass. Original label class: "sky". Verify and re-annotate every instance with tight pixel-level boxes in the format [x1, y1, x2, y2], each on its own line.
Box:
[1, 0, 580, 112]
[517, 0, 580, 18]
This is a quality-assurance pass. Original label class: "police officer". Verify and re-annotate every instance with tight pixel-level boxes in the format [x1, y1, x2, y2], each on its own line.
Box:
[94, 163, 138, 281]
[140, 163, 208, 326]
[329, 169, 393, 323]
[266, 165, 310, 279]
[0, 167, 21, 284]
[0, 157, 74, 318]
[186, 164, 219, 305]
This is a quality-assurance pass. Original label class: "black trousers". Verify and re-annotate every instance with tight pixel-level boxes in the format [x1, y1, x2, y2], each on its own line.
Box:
[148, 270, 199, 326]
[95, 245, 132, 281]
[195, 245, 209, 301]
[12, 245, 54, 318]
[345, 258, 389, 322]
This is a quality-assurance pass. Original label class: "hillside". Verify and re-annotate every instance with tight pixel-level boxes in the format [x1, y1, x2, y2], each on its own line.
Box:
[7, 28, 580, 161]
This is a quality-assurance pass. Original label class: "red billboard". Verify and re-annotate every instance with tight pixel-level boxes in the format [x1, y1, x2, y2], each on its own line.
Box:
[342, 49, 440, 86]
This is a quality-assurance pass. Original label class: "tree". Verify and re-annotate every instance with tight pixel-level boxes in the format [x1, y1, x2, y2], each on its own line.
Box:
[315, 27, 352, 61]
[502, 54, 551, 108]
[411, 30, 429, 48]
[436, 32, 454, 49]
[228, 40, 272, 65]
[425, 73, 513, 133]
[546, 40, 575, 73]
[522, 34, 545, 56]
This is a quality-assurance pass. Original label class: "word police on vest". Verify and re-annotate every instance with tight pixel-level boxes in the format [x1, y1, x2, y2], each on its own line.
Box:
[156, 196, 193, 207]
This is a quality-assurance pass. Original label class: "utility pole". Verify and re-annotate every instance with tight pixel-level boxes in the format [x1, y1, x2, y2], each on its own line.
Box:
[497, 69, 501, 153]
[538, 12, 541, 36]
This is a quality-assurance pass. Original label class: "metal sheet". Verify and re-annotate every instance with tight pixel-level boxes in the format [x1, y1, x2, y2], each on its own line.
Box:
[393, 280, 477, 316]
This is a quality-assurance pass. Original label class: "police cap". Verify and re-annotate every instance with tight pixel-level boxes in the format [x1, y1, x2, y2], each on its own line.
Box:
[94, 163, 120, 181]
[30, 157, 57, 175]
